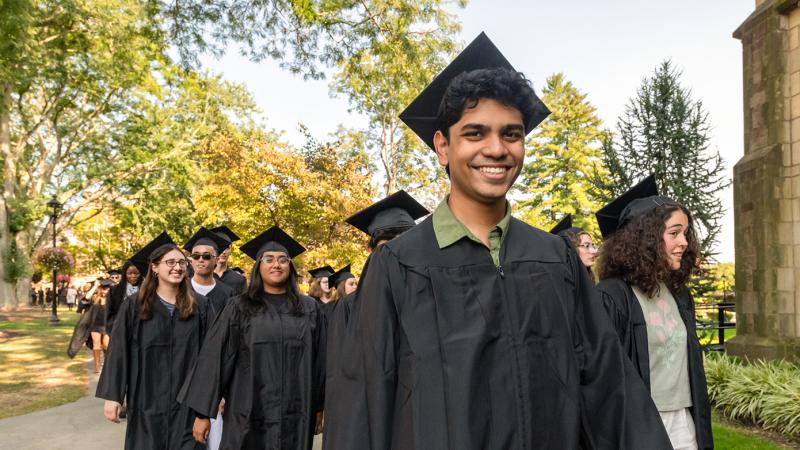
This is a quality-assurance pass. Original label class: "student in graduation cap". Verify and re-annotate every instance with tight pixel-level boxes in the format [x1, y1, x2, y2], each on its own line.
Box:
[549, 214, 598, 278]
[595, 175, 712, 450]
[210, 226, 247, 296]
[96, 232, 211, 450]
[328, 265, 358, 301]
[178, 225, 326, 450]
[307, 265, 335, 304]
[322, 190, 428, 450]
[332, 33, 672, 450]
[184, 227, 236, 318]
[105, 261, 142, 335]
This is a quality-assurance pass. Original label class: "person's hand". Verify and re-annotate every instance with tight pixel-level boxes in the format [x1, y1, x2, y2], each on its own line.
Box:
[218, 398, 225, 415]
[104, 400, 122, 423]
[315, 411, 324, 435]
[193, 417, 211, 444]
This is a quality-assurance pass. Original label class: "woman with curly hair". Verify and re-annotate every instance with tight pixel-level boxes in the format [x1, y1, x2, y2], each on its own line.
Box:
[594, 176, 712, 450]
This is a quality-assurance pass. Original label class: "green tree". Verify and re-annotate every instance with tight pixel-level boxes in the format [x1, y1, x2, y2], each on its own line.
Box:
[602, 61, 728, 256]
[518, 73, 609, 236]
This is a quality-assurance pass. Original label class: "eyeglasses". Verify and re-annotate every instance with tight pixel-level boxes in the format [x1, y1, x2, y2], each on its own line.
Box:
[190, 253, 216, 261]
[160, 259, 189, 268]
[578, 243, 598, 251]
[261, 255, 290, 265]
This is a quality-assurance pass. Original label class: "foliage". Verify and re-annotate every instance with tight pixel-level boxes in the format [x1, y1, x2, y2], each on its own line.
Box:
[2, 240, 30, 282]
[705, 353, 800, 436]
[601, 60, 728, 257]
[193, 126, 376, 275]
[518, 73, 610, 235]
[33, 247, 74, 274]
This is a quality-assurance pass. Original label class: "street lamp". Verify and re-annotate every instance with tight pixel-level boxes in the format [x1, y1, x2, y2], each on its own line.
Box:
[47, 197, 62, 325]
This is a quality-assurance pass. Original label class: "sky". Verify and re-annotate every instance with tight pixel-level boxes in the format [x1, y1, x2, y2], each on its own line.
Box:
[200, 0, 756, 263]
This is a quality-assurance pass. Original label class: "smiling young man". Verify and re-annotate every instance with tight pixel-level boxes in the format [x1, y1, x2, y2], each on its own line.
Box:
[184, 227, 236, 319]
[334, 33, 672, 450]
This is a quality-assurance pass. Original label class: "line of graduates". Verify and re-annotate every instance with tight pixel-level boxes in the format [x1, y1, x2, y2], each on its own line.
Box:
[95, 31, 712, 450]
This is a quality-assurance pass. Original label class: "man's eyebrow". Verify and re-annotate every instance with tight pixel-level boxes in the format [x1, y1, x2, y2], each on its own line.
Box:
[501, 124, 525, 132]
[459, 123, 489, 131]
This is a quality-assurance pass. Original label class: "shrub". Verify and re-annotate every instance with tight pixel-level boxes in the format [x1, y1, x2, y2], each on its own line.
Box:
[706, 353, 800, 436]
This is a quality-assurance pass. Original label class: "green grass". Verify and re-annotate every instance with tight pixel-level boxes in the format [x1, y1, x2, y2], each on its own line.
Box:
[0, 307, 88, 419]
[713, 411, 793, 449]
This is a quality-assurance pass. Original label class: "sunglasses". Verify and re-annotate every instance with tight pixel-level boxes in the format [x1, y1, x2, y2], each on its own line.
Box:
[190, 253, 216, 261]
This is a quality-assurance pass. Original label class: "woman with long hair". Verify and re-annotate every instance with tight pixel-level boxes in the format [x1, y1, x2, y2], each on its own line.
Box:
[307, 265, 335, 304]
[549, 215, 598, 279]
[595, 176, 712, 450]
[96, 233, 210, 450]
[328, 264, 357, 303]
[88, 279, 112, 372]
[179, 225, 326, 450]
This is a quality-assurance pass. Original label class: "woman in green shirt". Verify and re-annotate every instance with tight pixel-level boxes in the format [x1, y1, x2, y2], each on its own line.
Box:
[595, 176, 712, 450]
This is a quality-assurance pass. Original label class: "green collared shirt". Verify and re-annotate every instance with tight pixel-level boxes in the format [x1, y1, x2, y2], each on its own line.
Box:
[432, 196, 511, 267]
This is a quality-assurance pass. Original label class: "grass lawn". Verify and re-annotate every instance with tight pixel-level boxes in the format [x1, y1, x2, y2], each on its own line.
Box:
[0, 307, 88, 419]
[713, 410, 798, 449]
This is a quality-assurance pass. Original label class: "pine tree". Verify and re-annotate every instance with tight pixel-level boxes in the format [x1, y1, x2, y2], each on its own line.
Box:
[603, 60, 728, 257]
[519, 73, 610, 237]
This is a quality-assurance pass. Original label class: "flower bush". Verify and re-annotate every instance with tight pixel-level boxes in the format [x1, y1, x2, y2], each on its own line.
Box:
[34, 247, 75, 275]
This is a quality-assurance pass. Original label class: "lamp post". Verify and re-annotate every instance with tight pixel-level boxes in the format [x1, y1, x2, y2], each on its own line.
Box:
[47, 197, 62, 325]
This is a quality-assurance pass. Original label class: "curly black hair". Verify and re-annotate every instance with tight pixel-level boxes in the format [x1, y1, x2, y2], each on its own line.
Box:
[597, 202, 700, 297]
[437, 67, 538, 142]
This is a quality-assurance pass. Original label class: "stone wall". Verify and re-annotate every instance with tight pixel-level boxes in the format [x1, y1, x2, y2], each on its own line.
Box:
[728, 0, 800, 361]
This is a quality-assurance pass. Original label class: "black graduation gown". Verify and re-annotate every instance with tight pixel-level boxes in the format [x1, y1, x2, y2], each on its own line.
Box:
[596, 278, 713, 449]
[197, 281, 236, 319]
[96, 293, 210, 450]
[215, 269, 247, 297]
[106, 281, 134, 335]
[322, 291, 370, 450]
[178, 293, 326, 450]
[334, 216, 671, 450]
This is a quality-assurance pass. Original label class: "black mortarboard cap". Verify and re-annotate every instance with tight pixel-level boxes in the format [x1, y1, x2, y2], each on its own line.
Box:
[309, 265, 335, 279]
[183, 227, 231, 254]
[98, 278, 114, 288]
[328, 264, 355, 288]
[595, 175, 662, 239]
[108, 268, 121, 275]
[399, 32, 550, 151]
[549, 215, 573, 235]
[239, 225, 306, 261]
[129, 232, 176, 275]
[345, 190, 430, 237]
[209, 226, 241, 244]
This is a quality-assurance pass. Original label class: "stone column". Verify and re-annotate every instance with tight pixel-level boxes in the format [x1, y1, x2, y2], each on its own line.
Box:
[728, 0, 800, 361]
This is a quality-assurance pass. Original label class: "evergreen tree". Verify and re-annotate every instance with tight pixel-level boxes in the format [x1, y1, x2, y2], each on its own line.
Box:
[519, 73, 609, 237]
[603, 60, 728, 257]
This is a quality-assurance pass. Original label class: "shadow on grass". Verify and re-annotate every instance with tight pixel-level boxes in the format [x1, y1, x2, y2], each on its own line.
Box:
[0, 308, 88, 419]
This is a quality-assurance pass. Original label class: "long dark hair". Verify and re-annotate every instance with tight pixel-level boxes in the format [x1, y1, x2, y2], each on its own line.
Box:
[242, 257, 304, 317]
[597, 202, 700, 297]
[137, 244, 196, 320]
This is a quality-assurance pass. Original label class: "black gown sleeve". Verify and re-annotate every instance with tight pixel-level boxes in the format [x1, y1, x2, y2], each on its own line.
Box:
[96, 295, 135, 403]
[568, 249, 671, 449]
[105, 284, 122, 335]
[312, 300, 327, 415]
[177, 301, 241, 418]
[354, 246, 400, 450]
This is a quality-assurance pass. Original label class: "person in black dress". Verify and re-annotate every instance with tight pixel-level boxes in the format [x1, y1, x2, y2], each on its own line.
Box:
[87, 278, 113, 373]
[179, 225, 326, 450]
[106, 261, 142, 335]
[96, 234, 211, 450]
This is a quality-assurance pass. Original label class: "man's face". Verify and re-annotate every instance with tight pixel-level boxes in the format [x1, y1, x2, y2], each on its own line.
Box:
[433, 98, 525, 205]
[109, 274, 121, 285]
[217, 247, 231, 265]
[190, 244, 217, 277]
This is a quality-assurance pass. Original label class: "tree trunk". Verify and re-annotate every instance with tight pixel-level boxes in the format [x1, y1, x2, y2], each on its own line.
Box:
[0, 83, 17, 309]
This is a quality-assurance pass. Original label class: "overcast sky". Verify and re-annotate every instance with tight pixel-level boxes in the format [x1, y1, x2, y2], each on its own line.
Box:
[201, 0, 756, 262]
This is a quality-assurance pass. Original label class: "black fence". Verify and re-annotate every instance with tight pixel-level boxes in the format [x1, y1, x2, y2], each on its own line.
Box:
[695, 300, 736, 352]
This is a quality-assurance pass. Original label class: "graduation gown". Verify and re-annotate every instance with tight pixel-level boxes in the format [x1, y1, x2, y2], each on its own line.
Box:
[597, 278, 713, 449]
[215, 269, 247, 297]
[178, 293, 326, 450]
[106, 281, 129, 335]
[335, 216, 671, 450]
[96, 293, 211, 450]
[198, 281, 236, 319]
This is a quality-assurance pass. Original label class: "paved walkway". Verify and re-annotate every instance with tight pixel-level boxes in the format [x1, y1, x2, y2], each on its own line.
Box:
[0, 352, 324, 449]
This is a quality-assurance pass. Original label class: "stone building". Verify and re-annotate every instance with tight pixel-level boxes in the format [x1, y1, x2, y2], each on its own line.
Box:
[729, 0, 800, 360]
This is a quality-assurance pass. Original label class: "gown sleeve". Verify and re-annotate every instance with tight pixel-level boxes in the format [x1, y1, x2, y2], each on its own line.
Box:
[177, 300, 241, 418]
[566, 247, 672, 449]
[354, 246, 400, 450]
[105, 285, 121, 335]
[312, 300, 327, 415]
[96, 295, 135, 403]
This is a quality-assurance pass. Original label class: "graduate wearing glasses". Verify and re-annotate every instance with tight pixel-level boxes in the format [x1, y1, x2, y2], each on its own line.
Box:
[179, 225, 326, 450]
[185, 227, 237, 318]
[96, 232, 211, 450]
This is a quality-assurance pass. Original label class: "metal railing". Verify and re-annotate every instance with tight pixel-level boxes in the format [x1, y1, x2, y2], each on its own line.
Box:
[695, 301, 736, 351]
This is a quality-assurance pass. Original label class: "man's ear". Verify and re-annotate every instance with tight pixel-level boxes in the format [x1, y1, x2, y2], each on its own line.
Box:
[433, 130, 449, 168]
